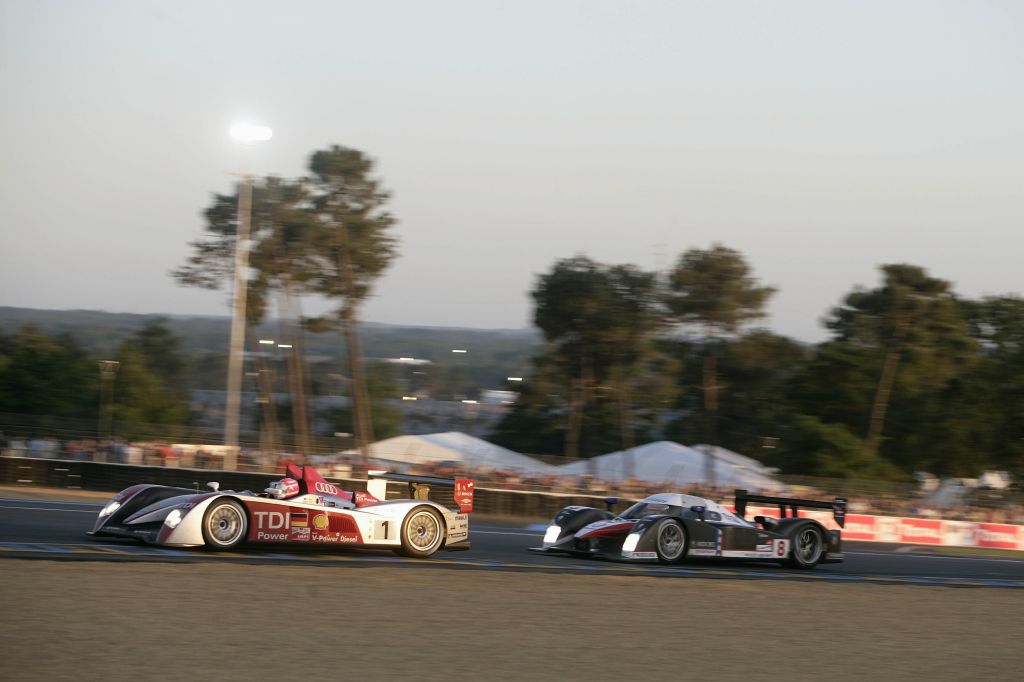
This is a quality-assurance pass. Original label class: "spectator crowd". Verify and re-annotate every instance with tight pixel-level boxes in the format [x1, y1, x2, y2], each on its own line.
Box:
[3, 434, 1022, 525]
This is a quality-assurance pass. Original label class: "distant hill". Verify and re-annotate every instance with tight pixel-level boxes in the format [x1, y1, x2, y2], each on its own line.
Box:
[0, 307, 541, 368]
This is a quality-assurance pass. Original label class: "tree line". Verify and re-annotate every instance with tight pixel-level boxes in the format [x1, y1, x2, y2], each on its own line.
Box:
[3, 138, 1020, 481]
[0, 321, 189, 431]
[0, 317, 411, 446]
[490, 247, 1024, 480]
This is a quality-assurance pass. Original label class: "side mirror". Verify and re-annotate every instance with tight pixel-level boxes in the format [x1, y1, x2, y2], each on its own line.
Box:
[207, 481, 220, 492]
[690, 505, 705, 520]
[604, 497, 619, 512]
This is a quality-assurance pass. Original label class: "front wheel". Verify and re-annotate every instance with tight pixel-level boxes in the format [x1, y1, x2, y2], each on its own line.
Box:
[396, 506, 445, 558]
[654, 519, 687, 564]
[785, 525, 824, 569]
[201, 498, 247, 549]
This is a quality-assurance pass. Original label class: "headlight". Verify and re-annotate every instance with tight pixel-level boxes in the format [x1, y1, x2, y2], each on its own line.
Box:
[543, 525, 562, 544]
[622, 532, 641, 552]
[99, 500, 121, 517]
[164, 509, 183, 529]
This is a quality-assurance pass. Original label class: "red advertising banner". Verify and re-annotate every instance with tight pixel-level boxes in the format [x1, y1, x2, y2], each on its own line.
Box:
[898, 518, 943, 545]
[841, 514, 879, 542]
[718, 502, 1022, 550]
[974, 523, 1020, 550]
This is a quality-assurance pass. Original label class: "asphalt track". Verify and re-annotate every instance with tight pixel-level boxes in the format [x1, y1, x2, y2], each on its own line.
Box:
[1, 497, 1021, 588]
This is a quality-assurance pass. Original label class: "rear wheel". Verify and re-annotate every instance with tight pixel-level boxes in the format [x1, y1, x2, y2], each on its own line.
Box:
[785, 525, 824, 569]
[396, 506, 445, 558]
[654, 519, 687, 564]
[201, 499, 247, 549]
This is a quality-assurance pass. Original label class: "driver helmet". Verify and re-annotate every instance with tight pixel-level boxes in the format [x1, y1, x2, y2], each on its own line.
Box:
[266, 477, 300, 499]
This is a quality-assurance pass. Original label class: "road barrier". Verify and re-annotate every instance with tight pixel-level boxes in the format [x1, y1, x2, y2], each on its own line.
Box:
[0, 456, 618, 520]
[736, 505, 1024, 552]
[3, 457, 1021, 551]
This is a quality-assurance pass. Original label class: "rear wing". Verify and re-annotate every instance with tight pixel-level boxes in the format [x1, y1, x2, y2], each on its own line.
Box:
[734, 489, 847, 529]
[367, 471, 474, 514]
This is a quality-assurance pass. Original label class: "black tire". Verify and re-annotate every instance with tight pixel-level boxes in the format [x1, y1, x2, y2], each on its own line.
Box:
[201, 498, 247, 549]
[653, 519, 687, 564]
[396, 505, 445, 558]
[784, 524, 825, 569]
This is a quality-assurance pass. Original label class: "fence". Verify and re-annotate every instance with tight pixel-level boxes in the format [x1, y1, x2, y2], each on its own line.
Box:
[0, 412, 349, 455]
[0, 457, 626, 519]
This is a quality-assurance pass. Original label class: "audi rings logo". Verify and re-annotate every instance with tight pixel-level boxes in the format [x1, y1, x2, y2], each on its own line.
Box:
[314, 481, 340, 496]
[313, 514, 330, 531]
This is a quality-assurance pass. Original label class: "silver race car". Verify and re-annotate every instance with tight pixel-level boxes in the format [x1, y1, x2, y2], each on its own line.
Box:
[89, 464, 474, 558]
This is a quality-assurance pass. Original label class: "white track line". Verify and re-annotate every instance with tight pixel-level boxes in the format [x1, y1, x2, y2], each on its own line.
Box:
[845, 550, 1024, 563]
[0, 498, 102, 506]
[0, 505, 96, 513]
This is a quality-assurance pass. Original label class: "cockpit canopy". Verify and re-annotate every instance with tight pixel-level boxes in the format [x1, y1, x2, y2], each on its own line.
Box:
[618, 492, 753, 527]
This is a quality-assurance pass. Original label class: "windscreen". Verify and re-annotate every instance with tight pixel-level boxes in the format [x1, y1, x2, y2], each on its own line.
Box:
[618, 502, 684, 519]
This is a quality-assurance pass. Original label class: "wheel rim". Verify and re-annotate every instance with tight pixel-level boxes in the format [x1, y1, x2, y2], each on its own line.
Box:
[208, 504, 243, 546]
[796, 528, 822, 564]
[406, 511, 441, 551]
[658, 523, 684, 559]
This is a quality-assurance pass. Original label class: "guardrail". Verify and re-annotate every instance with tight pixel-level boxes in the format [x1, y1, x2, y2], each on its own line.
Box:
[0, 457, 626, 519]
[740, 505, 1024, 552]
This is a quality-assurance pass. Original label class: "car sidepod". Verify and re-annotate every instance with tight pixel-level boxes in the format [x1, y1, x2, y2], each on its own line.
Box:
[441, 508, 470, 550]
[616, 516, 797, 563]
[236, 496, 467, 555]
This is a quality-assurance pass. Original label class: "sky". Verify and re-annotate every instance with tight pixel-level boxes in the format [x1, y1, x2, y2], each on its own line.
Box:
[0, 0, 1021, 342]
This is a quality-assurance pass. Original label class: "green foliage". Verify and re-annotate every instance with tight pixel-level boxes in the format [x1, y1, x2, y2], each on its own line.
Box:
[788, 341, 878, 430]
[491, 259, 667, 456]
[132, 318, 188, 392]
[826, 263, 976, 389]
[0, 326, 96, 418]
[110, 346, 188, 433]
[956, 296, 1024, 477]
[321, 362, 403, 441]
[667, 244, 775, 336]
[664, 244, 776, 448]
[305, 146, 398, 306]
[0, 323, 190, 437]
[665, 331, 810, 454]
[488, 356, 571, 455]
[772, 415, 903, 479]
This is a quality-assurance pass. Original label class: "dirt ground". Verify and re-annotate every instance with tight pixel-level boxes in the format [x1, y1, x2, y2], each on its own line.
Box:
[0, 560, 1021, 682]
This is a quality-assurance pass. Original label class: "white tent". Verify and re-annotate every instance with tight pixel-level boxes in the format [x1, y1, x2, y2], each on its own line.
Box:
[554, 441, 782, 491]
[363, 432, 556, 475]
[692, 444, 780, 478]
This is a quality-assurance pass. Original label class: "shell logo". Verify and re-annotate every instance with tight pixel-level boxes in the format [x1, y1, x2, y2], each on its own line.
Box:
[313, 514, 330, 531]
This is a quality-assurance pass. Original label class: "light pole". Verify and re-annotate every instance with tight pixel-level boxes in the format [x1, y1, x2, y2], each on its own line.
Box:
[97, 360, 119, 461]
[223, 122, 272, 470]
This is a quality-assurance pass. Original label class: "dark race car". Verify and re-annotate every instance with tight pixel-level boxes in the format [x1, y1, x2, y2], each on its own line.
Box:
[530, 489, 847, 569]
